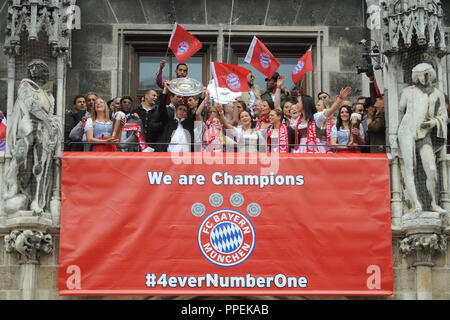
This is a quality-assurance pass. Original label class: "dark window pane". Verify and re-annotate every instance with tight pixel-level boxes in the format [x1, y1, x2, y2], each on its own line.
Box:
[139, 56, 169, 90]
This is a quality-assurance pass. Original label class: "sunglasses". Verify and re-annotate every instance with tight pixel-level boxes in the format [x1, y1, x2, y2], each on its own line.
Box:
[319, 95, 328, 100]
[121, 100, 132, 105]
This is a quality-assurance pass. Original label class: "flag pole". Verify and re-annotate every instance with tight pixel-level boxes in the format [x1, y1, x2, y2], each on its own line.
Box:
[164, 46, 170, 58]
[166, 22, 177, 58]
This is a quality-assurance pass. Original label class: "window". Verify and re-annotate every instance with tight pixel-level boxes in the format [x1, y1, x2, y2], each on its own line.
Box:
[137, 54, 206, 96]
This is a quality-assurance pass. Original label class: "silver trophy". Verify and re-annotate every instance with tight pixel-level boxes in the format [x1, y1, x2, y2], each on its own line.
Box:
[167, 77, 203, 96]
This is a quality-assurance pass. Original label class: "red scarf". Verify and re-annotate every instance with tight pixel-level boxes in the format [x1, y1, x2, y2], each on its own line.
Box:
[257, 114, 270, 130]
[292, 115, 319, 153]
[122, 123, 152, 152]
[202, 119, 222, 152]
[267, 123, 289, 153]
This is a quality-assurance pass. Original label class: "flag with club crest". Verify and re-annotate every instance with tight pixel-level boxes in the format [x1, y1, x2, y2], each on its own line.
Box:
[168, 23, 203, 64]
[244, 36, 280, 79]
[292, 47, 313, 85]
[210, 62, 251, 93]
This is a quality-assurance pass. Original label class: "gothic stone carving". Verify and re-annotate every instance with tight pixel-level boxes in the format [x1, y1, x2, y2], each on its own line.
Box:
[400, 233, 447, 266]
[381, 0, 446, 56]
[398, 63, 447, 214]
[4, 60, 62, 215]
[4, 229, 53, 263]
[4, 0, 77, 57]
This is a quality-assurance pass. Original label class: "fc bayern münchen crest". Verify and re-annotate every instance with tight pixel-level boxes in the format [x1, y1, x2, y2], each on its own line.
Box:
[177, 41, 190, 56]
[259, 52, 272, 69]
[225, 73, 241, 92]
[293, 61, 305, 75]
[198, 209, 256, 267]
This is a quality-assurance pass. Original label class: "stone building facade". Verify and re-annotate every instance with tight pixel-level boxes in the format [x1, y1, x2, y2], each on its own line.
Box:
[0, 0, 450, 300]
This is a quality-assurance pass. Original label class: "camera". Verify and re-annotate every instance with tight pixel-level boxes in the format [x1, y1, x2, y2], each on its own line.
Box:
[356, 39, 380, 76]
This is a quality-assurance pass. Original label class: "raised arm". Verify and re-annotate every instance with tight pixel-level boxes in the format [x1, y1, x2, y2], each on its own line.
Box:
[323, 87, 352, 118]
[217, 104, 234, 131]
[274, 75, 285, 111]
[155, 60, 166, 89]
[196, 89, 210, 121]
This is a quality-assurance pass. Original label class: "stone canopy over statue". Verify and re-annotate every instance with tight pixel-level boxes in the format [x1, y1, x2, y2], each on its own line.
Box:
[4, 59, 61, 215]
[398, 63, 447, 215]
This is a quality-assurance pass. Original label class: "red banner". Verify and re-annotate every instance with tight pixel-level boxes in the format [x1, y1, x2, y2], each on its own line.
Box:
[244, 36, 280, 79]
[59, 153, 393, 296]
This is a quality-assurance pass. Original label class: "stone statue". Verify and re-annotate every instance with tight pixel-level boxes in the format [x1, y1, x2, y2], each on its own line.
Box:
[398, 63, 447, 214]
[4, 59, 61, 215]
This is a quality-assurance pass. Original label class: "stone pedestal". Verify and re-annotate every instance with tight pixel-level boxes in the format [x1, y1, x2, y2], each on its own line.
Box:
[402, 211, 443, 234]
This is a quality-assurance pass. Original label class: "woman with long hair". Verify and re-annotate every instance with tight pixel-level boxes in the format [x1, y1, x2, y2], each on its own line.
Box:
[256, 99, 274, 132]
[84, 98, 123, 152]
[315, 88, 351, 152]
[266, 109, 289, 153]
[330, 104, 365, 153]
[194, 91, 235, 152]
[281, 99, 295, 124]
[218, 106, 265, 153]
[236, 100, 249, 115]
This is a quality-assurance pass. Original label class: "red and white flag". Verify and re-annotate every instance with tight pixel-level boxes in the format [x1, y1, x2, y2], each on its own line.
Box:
[292, 47, 313, 85]
[168, 23, 202, 64]
[0, 114, 6, 151]
[244, 36, 280, 79]
[210, 62, 250, 93]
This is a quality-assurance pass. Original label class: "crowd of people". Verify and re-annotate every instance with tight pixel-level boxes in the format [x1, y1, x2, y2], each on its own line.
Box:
[64, 60, 387, 154]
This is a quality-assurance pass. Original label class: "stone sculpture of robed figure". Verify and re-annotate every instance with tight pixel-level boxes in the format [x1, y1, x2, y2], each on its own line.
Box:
[4, 59, 61, 215]
[398, 63, 447, 214]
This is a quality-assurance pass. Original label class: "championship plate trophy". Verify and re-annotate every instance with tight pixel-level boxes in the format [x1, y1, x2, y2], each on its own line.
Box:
[167, 78, 203, 96]
[347, 112, 362, 148]
[111, 111, 126, 140]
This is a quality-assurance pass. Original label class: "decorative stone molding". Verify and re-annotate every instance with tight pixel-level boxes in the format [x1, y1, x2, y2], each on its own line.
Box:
[4, 0, 77, 57]
[399, 233, 447, 266]
[4, 229, 53, 264]
[381, 0, 447, 57]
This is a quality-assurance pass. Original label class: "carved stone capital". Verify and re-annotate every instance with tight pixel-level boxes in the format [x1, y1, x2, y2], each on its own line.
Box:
[400, 233, 447, 267]
[4, 229, 53, 264]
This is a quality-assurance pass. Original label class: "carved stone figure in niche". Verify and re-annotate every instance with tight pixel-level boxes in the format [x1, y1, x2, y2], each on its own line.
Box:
[4, 59, 61, 215]
[398, 63, 447, 214]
